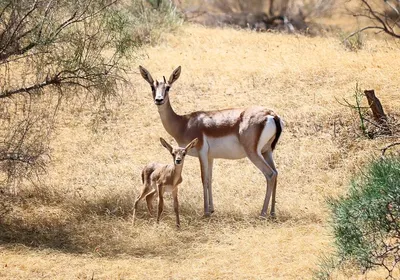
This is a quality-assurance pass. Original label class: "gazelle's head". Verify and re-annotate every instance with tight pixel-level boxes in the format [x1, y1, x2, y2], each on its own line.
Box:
[139, 66, 181, 106]
[160, 137, 198, 166]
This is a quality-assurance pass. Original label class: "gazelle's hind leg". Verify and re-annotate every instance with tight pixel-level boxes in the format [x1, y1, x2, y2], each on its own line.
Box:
[208, 158, 214, 213]
[241, 117, 277, 218]
[145, 190, 156, 216]
[246, 151, 277, 218]
[132, 184, 153, 225]
[262, 150, 278, 217]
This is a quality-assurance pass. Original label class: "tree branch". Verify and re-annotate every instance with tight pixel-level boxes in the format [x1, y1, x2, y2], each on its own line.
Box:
[0, 75, 61, 99]
[381, 142, 400, 157]
[358, 0, 400, 39]
[0, 152, 38, 164]
[344, 26, 384, 41]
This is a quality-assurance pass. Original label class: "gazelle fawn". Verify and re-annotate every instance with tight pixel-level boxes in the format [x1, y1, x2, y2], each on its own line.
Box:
[139, 65, 283, 218]
[133, 137, 198, 227]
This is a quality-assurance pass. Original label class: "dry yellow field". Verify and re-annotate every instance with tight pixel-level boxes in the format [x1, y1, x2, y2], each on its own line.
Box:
[1, 22, 400, 279]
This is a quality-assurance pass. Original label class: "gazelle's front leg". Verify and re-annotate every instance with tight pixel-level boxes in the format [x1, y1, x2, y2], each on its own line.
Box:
[157, 185, 164, 223]
[172, 188, 180, 227]
[199, 154, 211, 217]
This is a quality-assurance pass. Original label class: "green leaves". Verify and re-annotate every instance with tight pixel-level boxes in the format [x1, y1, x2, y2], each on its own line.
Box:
[329, 157, 400, 277]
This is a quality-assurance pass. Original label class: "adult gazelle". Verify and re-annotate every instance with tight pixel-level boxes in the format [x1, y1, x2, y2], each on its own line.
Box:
[139, 66, 283, 218]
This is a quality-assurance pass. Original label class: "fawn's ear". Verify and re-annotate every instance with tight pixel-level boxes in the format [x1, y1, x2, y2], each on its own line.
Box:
[160, 137, 173, 153]
[185, 138, 198, 151]
[139, 65, 154, 85]
[168, 66, 181, 85]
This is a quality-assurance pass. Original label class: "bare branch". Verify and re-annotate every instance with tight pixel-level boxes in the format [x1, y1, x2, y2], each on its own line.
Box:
[344, 26, 384, 41]
[0, 152, 38, 164]
[0, 1, 39, 58]
[0, 75, 61, 99]
[354, 0, 400, 39]
[381, 142, 400, 157]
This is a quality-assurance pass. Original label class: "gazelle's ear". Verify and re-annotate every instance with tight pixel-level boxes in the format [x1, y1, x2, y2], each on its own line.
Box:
[185, 138, 198, 151]
[168, 66, 181, 85]
[160, 137, 173, 153]
[139, 65, 154, 85]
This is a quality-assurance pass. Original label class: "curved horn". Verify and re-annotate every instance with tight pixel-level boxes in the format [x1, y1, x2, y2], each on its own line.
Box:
[163, 76, 166, 83]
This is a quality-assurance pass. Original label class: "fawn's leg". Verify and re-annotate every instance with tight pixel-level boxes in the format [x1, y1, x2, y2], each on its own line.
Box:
[172, 188, 180, 227]
[157, 185, 164, 223]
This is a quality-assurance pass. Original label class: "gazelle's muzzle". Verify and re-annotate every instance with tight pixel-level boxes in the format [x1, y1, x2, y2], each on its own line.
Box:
[154, 98, 164, 105]
[154, 90, 165, 105]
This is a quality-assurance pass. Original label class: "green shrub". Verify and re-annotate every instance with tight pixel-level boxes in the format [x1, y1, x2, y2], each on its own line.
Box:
[342, 31, 364, 51]
[127, 0, 183, 46]
[325, 157, 400, 278]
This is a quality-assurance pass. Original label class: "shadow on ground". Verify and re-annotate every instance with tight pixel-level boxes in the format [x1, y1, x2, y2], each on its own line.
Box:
[0, 189, 320, 258]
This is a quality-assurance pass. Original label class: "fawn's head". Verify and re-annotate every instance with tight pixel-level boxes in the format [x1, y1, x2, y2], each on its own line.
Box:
[160, 137, 198, 165]
[139, 66, 181, 106]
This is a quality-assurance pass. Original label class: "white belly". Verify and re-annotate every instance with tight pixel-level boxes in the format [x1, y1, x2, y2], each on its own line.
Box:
[205, 135, 247, 159]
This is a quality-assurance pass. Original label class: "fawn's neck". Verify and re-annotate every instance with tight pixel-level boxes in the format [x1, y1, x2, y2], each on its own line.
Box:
[171, 163, 184, 185]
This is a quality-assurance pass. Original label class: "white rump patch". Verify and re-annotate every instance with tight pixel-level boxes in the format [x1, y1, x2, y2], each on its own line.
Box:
[257, 116, 277, 154]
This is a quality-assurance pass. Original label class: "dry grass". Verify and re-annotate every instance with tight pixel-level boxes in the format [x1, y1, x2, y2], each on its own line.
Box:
[1, 22, 400, 279]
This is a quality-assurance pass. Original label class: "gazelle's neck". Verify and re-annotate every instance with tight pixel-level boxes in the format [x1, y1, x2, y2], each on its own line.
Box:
[172, 163, 183, 185]
[157, 98, 186, 140]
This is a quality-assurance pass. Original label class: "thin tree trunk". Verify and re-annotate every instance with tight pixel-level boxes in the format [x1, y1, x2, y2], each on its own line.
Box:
[364, 90, 387, 123]
[364, 89, 390, 134]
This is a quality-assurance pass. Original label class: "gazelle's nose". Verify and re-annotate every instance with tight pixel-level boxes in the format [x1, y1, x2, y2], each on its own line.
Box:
[175, 159, 182, 165]
[154, 97, 164, 105]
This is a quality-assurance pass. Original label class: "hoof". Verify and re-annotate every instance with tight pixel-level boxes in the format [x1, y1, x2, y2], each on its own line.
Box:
[259, 213, 267, 220]
[204, 212, 212, 218]
[270, 212, 277, 219]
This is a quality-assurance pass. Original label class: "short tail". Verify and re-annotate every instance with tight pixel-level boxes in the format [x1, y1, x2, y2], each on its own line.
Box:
[141, 169, 144, 184]
[271, 115, 283, 151]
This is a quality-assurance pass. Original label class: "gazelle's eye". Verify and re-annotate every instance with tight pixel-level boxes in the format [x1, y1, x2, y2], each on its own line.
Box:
[165, 86, 170, 92]
[182, 152, 186, 156]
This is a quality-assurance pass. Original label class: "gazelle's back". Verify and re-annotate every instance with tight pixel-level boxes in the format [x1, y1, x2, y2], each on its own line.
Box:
[141, 162, 164, 185]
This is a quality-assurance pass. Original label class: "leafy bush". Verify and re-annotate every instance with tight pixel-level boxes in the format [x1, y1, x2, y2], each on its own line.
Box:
[342, 31, 364, 51]
[127, 0, 183, 46]
[325, 157, 400, 278]
[0, 0, 182, 192]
